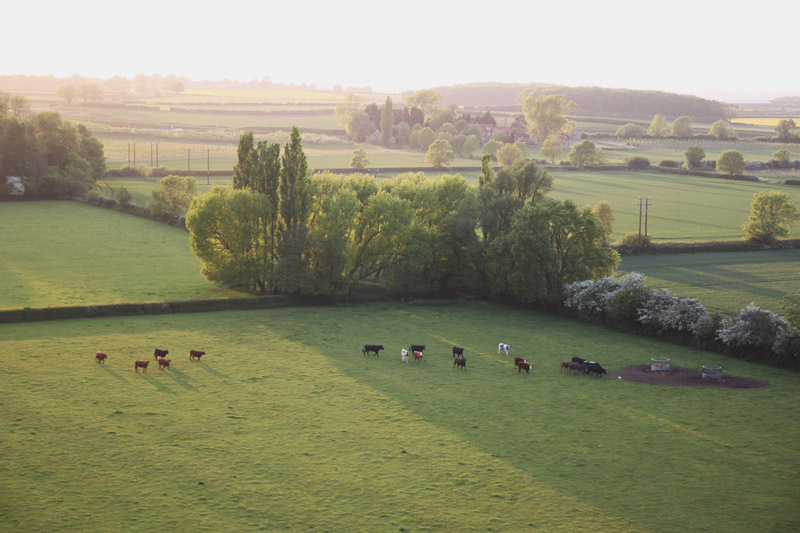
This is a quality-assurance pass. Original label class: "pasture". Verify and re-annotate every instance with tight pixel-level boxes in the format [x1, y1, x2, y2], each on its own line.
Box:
[620, 249, 800, 314]
[0, 202, 248, 310]
[1, 302, 798, 531]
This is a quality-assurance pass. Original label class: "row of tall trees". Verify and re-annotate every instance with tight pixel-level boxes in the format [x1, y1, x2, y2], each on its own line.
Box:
[0, 107, 105, 197]
[187, 129, 619, 301]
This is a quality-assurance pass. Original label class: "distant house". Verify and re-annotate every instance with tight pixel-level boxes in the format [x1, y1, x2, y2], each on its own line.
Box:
[478, 124, 494, 143]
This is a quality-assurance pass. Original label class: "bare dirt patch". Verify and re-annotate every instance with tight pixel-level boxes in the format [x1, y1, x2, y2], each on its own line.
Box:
[616, 364, 768, 389]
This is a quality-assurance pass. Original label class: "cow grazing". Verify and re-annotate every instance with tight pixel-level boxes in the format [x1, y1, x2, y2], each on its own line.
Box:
[401, 349, 409, 363]
[134, 360, 149, 372]
[517, 362, 532, 373]
[158, 358, 171, 371]
[362, 344, 384, 357]
[571, 356, 587, 364]
[585, 362, 607, 377]
[560, 361, 571, 371]
[410, 344, 425, 354]
[453, 357, 467, 370]
[189, 349, 205, 361]
[95, 352, 107, 364]
[452, 346, 464, 357]
[498, 343, 510, 356]
[154, 348, 169, 361]
[413, 350, 424, 363]
[514, 357, 527, 367]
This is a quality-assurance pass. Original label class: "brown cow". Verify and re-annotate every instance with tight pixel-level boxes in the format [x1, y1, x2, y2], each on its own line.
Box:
[453, 357, 467, 370]
[134, 360, 149, 372]
[189, 349, 205, 361]
[158, 358, 171, 371]
[567, 362, 585, 373]
[517, 362, 532, 373]
[95, 352, 107, 364]
[514, 357, 527, 367]
[413, 350, 424, 363]
[560, 361, 571, 372]
[154, 348, 169, 361]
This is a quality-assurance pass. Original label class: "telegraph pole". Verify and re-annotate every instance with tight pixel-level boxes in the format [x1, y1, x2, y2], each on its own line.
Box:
[637, 197, 652, 252]
[187, 149, 191, 173]
[206, 148, 210, 185]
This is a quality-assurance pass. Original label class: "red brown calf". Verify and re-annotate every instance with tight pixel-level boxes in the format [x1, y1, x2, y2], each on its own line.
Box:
[190, 349, 205, 361]
[134, 360, 149, 372]
[514, 357, 527, 367]
[517, 362, 532, 373]
[158, 358, 171, 370]
[560, 361, 571, 371]
[95, 352, 107, 364]
[413, 350, 424, 363]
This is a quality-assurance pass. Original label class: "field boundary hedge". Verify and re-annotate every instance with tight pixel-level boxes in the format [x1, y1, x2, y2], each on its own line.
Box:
[616, 239, 800, 255]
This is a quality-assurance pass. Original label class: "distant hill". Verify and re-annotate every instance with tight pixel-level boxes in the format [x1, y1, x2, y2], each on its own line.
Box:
[430, 82, 731, 121]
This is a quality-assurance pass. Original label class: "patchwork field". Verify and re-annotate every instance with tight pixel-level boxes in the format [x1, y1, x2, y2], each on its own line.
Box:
[620, 249, 800, 315]
[0, 202, 248, 310]
[1, 302, 799, 531]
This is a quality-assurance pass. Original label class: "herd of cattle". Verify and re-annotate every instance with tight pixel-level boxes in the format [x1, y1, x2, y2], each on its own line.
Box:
[94, 348, 207, 372]
[362, 343, 607, 377]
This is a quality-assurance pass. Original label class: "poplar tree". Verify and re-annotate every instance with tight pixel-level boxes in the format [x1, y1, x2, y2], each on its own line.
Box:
[276, 126, 311, 291]
[381, 96, 394, 146]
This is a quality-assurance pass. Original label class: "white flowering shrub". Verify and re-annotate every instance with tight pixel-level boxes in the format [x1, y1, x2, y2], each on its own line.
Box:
[637, 288, 710, 335]
[564, 272, 645, 316]
[716, 303, 798, 353]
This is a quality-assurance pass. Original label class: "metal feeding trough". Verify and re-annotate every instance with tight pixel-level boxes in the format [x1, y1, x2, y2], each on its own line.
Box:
[702, 365, 723, 380]
[650, 358, 670, 372]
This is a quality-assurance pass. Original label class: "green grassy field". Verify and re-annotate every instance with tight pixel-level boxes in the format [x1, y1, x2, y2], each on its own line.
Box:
[0, 202, 248, 310]
[620, 249, 800, 314]
[547, 170, 800, 241]
[1, 302, 798, 531]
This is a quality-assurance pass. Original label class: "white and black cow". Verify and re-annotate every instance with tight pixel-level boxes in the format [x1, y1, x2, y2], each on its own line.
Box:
[498, 343, 511, 356]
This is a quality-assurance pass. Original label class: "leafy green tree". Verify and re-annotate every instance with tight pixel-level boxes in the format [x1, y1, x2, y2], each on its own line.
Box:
[615, 123, 646, 137]
[186, 187, 274, 292]
[742, 191, 800, 244]
[708, 120, 736, 140]
[482, 139, 503, 159]
[9, 95, 30, 117]
[780, 291, 800, 331]
[425, 139, 455, 169]
[115, 186, 132, 206]
[405, 89, 442, 118]
[647, 114, 669, 137]
[350, 147, 370, 169]
[671, 115, 694, 138]
[496, 142, 525, 167]
[716, 149, 746, 176]
[380, 96, 393, 146]
[772, 149, 791, 166]
[487, 199, 619, 302]
[334, 93, 363, 129]
[593, 201, 614, 242]
[775, 119, 797, 141]
[541, 134, 564, 164]
[462, 135, 480, 157]
[416, 127, 436, 151]
[148, 175, 197, 217]
[428, 108, 457, 131]
[346, 111, 376, 142]
[33, 111, 80, 169]
[685, 146, 706, 168]
[479, 153, 494, 188]
[57, 84, 78, 106]
[522, 94, 577, 145]
[79, 83, 103, 103]
[567, 140, 605, 168]
[393, 121, 411, 145]
[0, 115, 40, 177]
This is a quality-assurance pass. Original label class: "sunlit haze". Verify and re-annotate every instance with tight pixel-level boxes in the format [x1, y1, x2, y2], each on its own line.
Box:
[4, 0, 798, 100]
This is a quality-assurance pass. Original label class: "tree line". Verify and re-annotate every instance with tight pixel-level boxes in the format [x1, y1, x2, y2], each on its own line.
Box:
[0, 99, 106, 197]
[186, 127, 619, 300]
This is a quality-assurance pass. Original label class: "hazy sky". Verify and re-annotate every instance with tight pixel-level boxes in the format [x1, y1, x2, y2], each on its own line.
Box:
[4, 0, 797, 99]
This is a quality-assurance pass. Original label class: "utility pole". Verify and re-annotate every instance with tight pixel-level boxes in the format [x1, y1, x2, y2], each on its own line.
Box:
[150, 143, 153, 167]
[127, 143, 130, 166]
[187, 149, 191, 173]
[206, 148, 210, 185]
[156, 144, 159, 167]
[133, 143, 136, 166]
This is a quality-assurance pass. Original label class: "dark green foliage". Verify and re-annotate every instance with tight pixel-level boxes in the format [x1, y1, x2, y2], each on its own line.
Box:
[623, 156, 650, 169]
[659, 159, 682, 168]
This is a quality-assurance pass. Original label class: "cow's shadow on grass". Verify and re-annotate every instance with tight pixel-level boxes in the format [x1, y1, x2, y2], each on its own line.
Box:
[196, 363, 229, 380]
[140, 373, 177, 394]
[100, 365, 127, 383]
[166, 368, 197, 391]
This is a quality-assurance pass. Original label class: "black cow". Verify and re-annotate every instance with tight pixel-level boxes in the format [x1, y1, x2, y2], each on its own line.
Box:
[453, 357, 467, 370]
[452, 346, 464, 357]
[363, 344, 384, 356]
[154, 348, 169, 361]
[410, 344, 425, 353]
[585, 362, 607, 377]
[571, 356, 586, 364]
